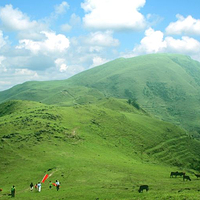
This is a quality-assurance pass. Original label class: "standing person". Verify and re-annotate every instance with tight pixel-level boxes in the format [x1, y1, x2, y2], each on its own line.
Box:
[34, 183, 38, 191]
[37, 182, 42, 192]
[30, 182, 34, 191]
[11, 185, 15, 197]
[55, 180, 60, 191]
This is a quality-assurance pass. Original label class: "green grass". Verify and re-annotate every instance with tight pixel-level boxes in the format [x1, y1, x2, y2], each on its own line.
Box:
[1, 99, 200, 199]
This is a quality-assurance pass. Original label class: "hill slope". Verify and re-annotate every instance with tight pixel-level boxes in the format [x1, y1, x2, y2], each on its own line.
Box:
[66, 54, 200, 132]
[1, 53, 200, 132]
[1, 99, 200, 199]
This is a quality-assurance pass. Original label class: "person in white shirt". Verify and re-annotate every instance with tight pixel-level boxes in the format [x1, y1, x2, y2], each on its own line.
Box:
[37, 182, 42, 192]
[55, 180, 60, 191]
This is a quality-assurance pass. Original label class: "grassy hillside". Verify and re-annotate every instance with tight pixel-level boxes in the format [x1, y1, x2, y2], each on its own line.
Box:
[66, 54, 200, 132]
[0, 54, 200, 133]
[1, 99, 200, 199]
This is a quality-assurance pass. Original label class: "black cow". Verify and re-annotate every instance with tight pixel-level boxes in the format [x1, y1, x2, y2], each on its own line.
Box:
[170, 171, 178, 177]
[170, 171, 185, 177]
[138, 185, 149, 193]
[194, 173, 200, 178]
[183, 175, 191, 181]
[177, 172, 185, 176]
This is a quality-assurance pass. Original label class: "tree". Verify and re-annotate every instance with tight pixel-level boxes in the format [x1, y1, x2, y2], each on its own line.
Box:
[127, 98, 140, 109]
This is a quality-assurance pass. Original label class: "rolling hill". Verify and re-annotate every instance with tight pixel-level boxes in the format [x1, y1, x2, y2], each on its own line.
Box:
[1, 53, 200, 133]
[1, 99, 200, 199]
[1, 53, 200, 199]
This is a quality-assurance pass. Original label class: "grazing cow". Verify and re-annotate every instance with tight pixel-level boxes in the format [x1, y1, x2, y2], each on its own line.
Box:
[194, 173, 200, 178]
[138, 185, 149, 193]
[170, 171, 185, 177]
[0, 188, 2, 192]
[183, 175, 191, 181]
[170, 171, 178, 177]
[177, 172, 185, 177]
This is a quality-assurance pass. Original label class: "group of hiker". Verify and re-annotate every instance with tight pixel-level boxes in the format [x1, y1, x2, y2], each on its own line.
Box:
[30, 180, 60, 192]
[9, 180, 60, 197]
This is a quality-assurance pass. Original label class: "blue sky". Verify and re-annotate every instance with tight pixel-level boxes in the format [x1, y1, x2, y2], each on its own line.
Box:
[0, 0, 200, 91]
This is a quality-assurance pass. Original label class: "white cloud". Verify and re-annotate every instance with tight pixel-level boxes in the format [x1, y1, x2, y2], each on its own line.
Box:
[90, 56, 108, 68]
[0, 56, 7, 72]
[60, 14, 81, 32]
[0, 55, 5, 63]
[166, 14, 200, 35]
[89, 46, 103, 53]
[54, 1, 69, 15]
[55, 58, 68, 72]
[81, 0, 146, 31]
[0, 68, 40, 91]
[85, 31, 119, 47]
[0, 30, 7, 48]
[61, 23, 72, 32]
[0, 4, 48, 40]
[165, 36, 200, 54]
[132, 28, 200, 61]
[15, 68, 38, 77]
[0, 80, 12, 91]
[16, 31, 70, 54]
[134, 28, 166, 53]
[0, 4, 38, 31]
[70, 13, 81, 26]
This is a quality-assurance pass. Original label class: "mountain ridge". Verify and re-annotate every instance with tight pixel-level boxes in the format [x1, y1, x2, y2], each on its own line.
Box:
[1, 53, 200, 132]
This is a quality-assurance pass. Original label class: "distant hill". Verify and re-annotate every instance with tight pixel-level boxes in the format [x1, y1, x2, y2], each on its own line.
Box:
[66, 53, 200, 133]
[1, 53, 200, 133]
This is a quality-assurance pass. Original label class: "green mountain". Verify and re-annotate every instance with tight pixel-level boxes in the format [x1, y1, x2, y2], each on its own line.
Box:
[1, 53, 200, 132]
[66, 53, 200, 133]
[1, 53, 200, 199]
[1, 99, 200, 199]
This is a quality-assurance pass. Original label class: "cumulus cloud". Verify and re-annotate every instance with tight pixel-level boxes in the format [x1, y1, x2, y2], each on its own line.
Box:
[0, 4, 38, 31]
[90, 56, 108, 68]
[81, 0, 146, 31]
[0, 4, 48, 40]
[134, 28, 166, 53]
[165, 36, 200, 54]
[84, 31, 119, 47]
[166, 14, 200, 35]
[16, 31, 70, 54]
[54, 1, 69, 15]
[55, 58, 68, 72]
[132, 28, 200, 60]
